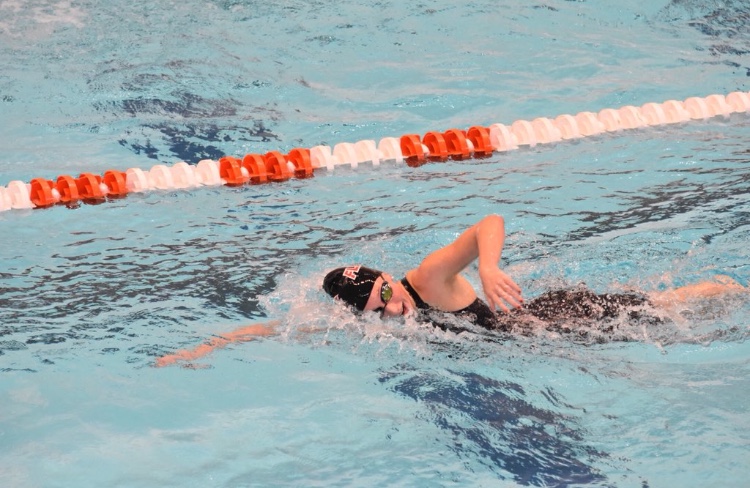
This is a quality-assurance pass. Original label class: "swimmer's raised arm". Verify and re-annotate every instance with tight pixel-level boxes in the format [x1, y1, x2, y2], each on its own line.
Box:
[154, 320, 279, 367]
[408, 214, 523, 313]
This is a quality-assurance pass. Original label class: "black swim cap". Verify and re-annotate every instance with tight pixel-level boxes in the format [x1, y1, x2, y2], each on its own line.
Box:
[322, 265, 383, 311]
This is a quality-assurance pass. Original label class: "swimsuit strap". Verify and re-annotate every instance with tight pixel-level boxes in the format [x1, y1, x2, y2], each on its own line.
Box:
[400, 277, 430, 309]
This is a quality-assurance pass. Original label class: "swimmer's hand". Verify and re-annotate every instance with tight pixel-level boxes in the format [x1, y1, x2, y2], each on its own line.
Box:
[479, 266, 523, 313]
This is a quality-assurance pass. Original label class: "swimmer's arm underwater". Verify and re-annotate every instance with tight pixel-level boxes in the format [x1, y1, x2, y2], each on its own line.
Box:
[154, 320, 280, 367]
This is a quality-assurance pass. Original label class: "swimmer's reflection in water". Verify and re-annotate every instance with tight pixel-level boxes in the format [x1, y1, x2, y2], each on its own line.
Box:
[155, 214, 746, 366]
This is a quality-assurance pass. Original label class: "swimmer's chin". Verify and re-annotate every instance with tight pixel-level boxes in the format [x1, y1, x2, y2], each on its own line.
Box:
[402, 307, 416, 318]
[381, 307, 416, 320]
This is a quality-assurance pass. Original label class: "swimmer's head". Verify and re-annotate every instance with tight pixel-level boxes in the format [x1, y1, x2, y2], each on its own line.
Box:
[322, 265, 383, 311]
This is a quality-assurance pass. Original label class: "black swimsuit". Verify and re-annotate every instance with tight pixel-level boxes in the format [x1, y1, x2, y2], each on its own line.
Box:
[400, 277, 658, 336]
[401, 278, 499, 333]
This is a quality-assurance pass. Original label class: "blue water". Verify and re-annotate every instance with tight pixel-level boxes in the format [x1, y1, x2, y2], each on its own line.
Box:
[1, 1, 750, 487]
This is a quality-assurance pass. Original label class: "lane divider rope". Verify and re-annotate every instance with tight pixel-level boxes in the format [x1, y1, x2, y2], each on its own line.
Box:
[2, 91, 749, 212]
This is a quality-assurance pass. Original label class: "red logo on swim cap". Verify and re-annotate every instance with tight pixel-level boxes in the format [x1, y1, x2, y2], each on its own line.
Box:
[342, 265, 361, 280]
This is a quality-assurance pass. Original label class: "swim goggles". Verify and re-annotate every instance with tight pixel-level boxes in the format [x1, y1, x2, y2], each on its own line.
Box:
[374, 277, 393, 313]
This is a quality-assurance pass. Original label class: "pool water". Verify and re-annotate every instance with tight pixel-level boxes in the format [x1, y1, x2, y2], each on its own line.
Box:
[1, 1, 749, 487]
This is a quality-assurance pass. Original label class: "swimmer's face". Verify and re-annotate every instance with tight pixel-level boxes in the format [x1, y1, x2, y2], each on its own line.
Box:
[363, 274, 416, 317]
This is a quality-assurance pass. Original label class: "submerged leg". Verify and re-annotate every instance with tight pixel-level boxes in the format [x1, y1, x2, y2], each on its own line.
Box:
[649, 275, 746, 308]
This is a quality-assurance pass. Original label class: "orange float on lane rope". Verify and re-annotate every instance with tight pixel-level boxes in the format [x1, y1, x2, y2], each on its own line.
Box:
[76, 173, 105, 201]
[423, 132, 448, 161]
[103, 170, 128, 197]
[56, 175, 80, 203]
[287, 148, 314, 178]
[444, 129, 471, 160]
[219, 156, 249, 186]
[400, 134, 425, 167]
[30, 178, 56, 208]
[467, 126, 493, 157]
[264, 151, 292, 182]
[242, 154, 268, 184]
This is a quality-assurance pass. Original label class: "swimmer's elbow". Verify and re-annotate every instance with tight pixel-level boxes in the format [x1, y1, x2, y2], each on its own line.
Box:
[482, 214, 505, 228]
[477, 214, 505, 233]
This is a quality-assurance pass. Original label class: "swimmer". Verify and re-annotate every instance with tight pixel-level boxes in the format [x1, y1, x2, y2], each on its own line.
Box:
[322, 214, 746, 335]
[155, 214, 745, 366]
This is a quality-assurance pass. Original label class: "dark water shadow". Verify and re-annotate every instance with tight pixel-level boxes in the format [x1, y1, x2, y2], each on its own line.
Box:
[380, 366, 620, 488]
